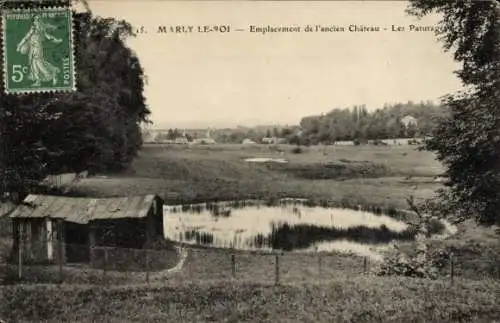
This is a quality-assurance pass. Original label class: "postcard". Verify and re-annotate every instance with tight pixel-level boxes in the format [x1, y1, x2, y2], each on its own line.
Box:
[1, 1, 498, 322]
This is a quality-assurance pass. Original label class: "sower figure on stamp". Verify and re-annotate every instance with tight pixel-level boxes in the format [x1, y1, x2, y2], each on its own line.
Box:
[16, 15, 62, 87]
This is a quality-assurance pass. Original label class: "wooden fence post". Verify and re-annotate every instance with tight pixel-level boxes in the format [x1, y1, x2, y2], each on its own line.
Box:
[58, 241, 63, 284]
[18, 233, 23, 280]
[186, 245, 191, 279]
[103, 247, 108, 285]
[146, 248, 150, 286]
[363, 257, 368, 273]
[274, 254, 280, 285]
[449, 252, 454, 286]
[231, 254, 236, 278]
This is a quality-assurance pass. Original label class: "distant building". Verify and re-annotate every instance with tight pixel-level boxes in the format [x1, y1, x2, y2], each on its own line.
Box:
[173, 137, 189, 144]
[242, 138, 257, 144]
[34, 172, 87, 195]
[261, 137, 286, 144]
[401, 115, 418, 128]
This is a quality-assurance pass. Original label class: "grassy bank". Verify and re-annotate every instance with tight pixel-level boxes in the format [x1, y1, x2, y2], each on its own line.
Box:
[68, 144, 441, 210]
[1, 277, 499, 322]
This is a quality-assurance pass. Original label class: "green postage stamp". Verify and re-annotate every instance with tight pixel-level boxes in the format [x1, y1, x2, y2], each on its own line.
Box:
[2, 7, 76, 94]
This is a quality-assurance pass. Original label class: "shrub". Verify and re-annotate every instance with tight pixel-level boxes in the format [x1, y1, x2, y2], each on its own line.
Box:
[375, 248, 440, 279]
[427, 218, 446, 235]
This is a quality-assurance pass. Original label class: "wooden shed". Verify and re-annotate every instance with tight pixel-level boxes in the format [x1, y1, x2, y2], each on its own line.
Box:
[9, 194, 164, 264]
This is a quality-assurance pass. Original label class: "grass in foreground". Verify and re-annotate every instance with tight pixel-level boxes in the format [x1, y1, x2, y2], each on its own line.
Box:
[1, 276, 499, 322]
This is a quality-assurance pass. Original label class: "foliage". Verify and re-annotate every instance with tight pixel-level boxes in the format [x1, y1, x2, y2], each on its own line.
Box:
[376, 196, 449, 279]
[298, 101, 444, 145]
[375, 250, 437, 279]
[290, 146, 303, 154]
[407, 0, 500, 226]
[0, 0, 150, 202]
[151, 100, 443, 145]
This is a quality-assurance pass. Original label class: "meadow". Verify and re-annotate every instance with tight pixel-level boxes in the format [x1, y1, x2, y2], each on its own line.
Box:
[71, 143, 443, 209]
[2, 143, 500, 322]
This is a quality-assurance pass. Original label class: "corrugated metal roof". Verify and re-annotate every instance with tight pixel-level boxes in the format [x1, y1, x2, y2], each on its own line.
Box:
[9, 194, 159, 224]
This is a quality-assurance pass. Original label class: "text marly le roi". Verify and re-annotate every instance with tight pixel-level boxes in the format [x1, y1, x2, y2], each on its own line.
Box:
[150, 25, 231, 34]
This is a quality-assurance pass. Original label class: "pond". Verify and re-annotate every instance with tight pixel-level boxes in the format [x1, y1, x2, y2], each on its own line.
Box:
[163, 199, 452, 260]
[244, 157, 288, 163]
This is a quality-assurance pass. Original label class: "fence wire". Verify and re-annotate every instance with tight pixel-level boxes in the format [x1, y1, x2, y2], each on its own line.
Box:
[1, 241, 499, 286]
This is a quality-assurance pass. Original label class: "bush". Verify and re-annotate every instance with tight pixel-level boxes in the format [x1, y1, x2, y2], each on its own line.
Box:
[428, 218, 446, 235]
[375, 249, 440, 279]
[372, 139, 388, 146]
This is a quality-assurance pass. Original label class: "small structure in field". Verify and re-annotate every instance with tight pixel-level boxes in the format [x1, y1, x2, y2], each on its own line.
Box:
[9, 194, 164, 264]
[261, 137, 286, 144]
[242, 138, 257, 145]
[41, 173, 77, 188]
[35, 171, 88, 194]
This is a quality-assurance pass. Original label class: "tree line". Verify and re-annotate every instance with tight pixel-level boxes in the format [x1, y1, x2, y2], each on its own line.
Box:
[145, 126, 299, 144]
[146, 101, 445, 145]
[0, 0, 150, 202]
[297, 101, 445, 145]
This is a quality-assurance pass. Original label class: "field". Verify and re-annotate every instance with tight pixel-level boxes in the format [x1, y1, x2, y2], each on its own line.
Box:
[2, 143, 500, 322]
[71, 143, 443, 209]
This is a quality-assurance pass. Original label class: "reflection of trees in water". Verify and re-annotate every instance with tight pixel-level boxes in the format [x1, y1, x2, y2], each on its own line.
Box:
[169, 198, 447, 251]
[178, 220, 446, 252]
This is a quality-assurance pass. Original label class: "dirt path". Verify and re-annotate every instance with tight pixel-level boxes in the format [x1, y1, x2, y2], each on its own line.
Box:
[150, 245, 189, 280]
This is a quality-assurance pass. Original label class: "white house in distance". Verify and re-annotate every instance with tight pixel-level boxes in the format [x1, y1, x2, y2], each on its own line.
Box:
[261, 137, 286, 144]
[401, 115, 418, 128]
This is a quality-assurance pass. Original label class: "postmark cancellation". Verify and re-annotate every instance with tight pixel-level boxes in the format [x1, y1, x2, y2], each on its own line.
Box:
[1, 7, 76, 94]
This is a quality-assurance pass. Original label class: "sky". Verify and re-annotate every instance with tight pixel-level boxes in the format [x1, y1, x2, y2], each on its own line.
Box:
[87, 0, 463, 129]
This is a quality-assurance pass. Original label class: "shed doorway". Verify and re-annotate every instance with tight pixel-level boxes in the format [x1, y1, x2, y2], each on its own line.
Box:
[64, 222, 90, 263]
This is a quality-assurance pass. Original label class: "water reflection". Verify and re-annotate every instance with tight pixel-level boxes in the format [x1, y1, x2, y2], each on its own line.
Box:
[163, 199, 447, 256]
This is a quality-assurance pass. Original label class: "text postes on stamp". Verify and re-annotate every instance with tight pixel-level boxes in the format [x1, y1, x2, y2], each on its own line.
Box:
[2, 7, 76, 94]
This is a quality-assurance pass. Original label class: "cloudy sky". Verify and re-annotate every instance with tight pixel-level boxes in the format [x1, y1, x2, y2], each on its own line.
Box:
[88, 0, 463, 129]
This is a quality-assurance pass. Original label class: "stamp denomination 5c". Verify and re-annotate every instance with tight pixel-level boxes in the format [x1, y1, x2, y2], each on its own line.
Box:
[2, 7, 76, 94]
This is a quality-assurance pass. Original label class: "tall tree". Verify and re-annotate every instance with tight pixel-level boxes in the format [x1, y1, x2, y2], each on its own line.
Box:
[407, 0, 500, 225]
[0, 0, 150, 202]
